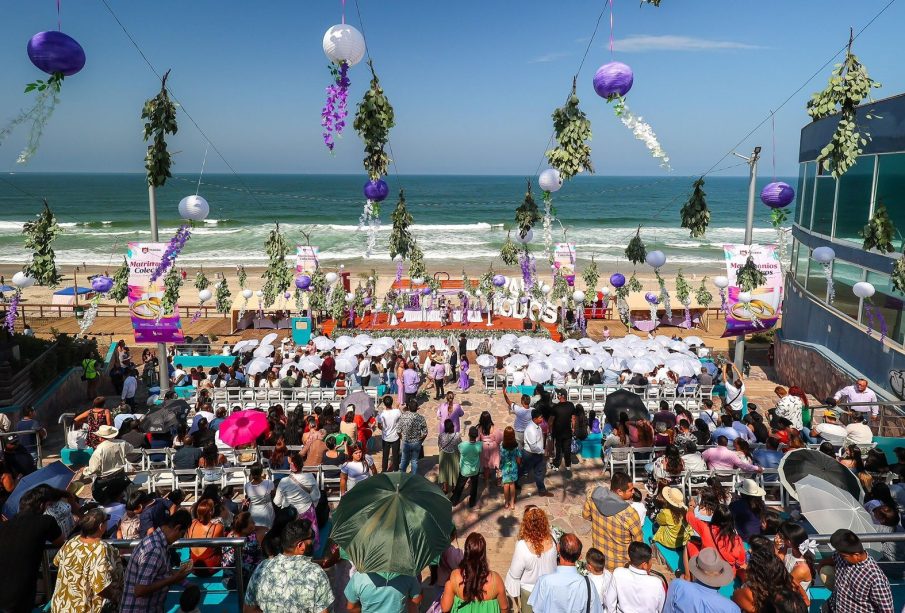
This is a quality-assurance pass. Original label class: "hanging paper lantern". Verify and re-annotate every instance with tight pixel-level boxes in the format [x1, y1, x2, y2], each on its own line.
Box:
[538, 169, 563, 193]
[27, 31, 86, 76]
[516, 229, 534, 244]
[295, 275, 312, 290]
[812, 246, 835, 264]
[363, 297, 372, 306]
[325, 272, 339, 285]
[760, 182, 795, 209]
[713, 276, 730, 289]
[323, 24, 366, 66]
[573, 290, 586, 302]
[178, 195, 210, 222]
[345, 292, 355, 303]
[737, 291, 752, 303]
[610, 273, 626, 288]
[644, 292, 659, 304]
[12, 272, 35, 289]
[853, 282, 876, 299]
[363, 179, 389, 202]
[255, 290, 264, 298]
[519, 296, 529, 304]
[601, 287, 611, 296]
[492, 274, 506, 287]
[593, 62, 634, 100]
[812, 247, 836, 303]
[242, 289, 253, 299]
[90, 275, 113, 294]
[421, 287, 432, 296]
[198, 289, 213, 303]
[645, 250, 666, 269]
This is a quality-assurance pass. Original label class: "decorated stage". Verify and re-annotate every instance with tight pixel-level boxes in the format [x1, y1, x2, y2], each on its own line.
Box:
[323, 312, 562, 341]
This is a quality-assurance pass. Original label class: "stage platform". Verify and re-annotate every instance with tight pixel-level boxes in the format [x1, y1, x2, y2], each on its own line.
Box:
[323, 312, 561, 341]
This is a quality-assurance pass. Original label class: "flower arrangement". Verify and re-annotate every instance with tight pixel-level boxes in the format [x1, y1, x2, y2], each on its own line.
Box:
[322, 61, 350, 151]
[261, 223, 293, 307]
[625, 227, 647, 266]
[23, 199, 61, 287]
[613, 96, 671, 170]
[215, 279, 232, 314]
[108, 257, 129, 303]
[150, 224, 191, 283]
[142, 71, 178, 188]
[860, 203, 896, 253]
[194, 269, 211, 291]
[500, 231, 520, 266]
[736, 256, 766, 292]
[695, 277, 713, 308]
[160, 266, 182, 320]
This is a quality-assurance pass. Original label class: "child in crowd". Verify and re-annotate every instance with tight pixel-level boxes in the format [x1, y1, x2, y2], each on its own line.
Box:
[585, 548, 615, 609]
[117, 491, 146, 539]
[177, 584, 202, 613]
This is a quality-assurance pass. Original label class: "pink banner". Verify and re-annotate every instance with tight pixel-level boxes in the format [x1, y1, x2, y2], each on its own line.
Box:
[721, 243, 782, 338]
[126, 242, 185, 344]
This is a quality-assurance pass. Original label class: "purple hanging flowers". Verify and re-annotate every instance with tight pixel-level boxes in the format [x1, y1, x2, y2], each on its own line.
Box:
[322, 61, 350, 152]
[4, 292, 19, 333]
[150, 224, 192, 283]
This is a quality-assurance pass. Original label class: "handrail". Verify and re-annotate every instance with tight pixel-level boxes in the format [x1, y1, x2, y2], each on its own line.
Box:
[4, 428, 43, 464]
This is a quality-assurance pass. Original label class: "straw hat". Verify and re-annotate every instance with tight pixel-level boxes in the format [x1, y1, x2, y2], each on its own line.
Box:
[661, 486, 686, 509]
[736, 478, 766, 497]
[688, 548, 734, 587]
[96, 425, 119, 439]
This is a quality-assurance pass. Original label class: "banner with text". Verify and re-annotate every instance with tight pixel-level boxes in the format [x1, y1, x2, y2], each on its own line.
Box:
[126, 242, 185, 344]
[296, 246, 319, 275]
[553, 243, 577, 286]
[721, 243, 782, 338]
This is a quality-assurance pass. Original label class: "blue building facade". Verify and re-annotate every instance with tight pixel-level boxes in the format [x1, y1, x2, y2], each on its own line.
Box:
[783, 92, 905, 398]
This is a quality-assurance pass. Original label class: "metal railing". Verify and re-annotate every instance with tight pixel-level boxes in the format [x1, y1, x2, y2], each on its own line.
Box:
[807, 400, 905, 437]
[4, 428, 43, 464]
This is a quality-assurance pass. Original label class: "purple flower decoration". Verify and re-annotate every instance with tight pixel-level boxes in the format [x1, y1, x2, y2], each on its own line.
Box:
[150, 224, 192, 282]
[4, 292, 18, 333]
[519, 253, 532, 286]
[395, 260, 403, 283]
[322, 61, 350, 152]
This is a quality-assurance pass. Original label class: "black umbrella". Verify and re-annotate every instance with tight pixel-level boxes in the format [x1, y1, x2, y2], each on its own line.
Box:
[779, 448, 863, 502]
[603, 389, 650, 425]
[142, 407, 179, 434]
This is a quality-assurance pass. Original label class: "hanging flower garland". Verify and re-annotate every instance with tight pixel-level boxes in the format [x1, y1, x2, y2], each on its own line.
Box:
[389, 189, 416, 262]
[261, 223, 294, 307]
[22, 199, 62, 287]
[160, 267, 182, 322]
[735, 256, 766, 292]
[322, 23, 365, 151]
[625, 227, 647, 266]
[194, 269, 211, 291]
[108, 257, 130, 303]
[149, 225, 191, 283]
[545, 80, 593, 180]
[78, 275, 114, 335]
[500, 231, 520, 267]
[645, 292, 659, 323]
[860, 203, 896, 253]
[713, 276, 730, 314]
[237, 265, 247, 290]
[611, 97, 670, 170]
[695, 277, 713, 309]
[680, 178, 709, 238]
[538, 169, 563, 263]
[215, 279, 232, 314]
[512, 180, 542, 288]
[582, 257, 600, 318]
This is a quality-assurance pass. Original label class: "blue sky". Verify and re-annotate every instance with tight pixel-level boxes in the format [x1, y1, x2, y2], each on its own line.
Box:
[0, 0, 903, 176]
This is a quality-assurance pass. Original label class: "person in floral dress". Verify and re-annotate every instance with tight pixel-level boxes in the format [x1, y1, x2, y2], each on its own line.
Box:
[499, 426, 522, 510]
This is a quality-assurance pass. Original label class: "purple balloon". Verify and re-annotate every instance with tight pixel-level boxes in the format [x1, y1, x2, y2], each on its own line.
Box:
[363, 297, 372, 306]
[760, 181, 795, 209]
[645, 292, 659, 304]
[363, 179, 389, 202]
[492, 274, 506, 287]
[519, 296, 529, 304]
[610, 273, 626, 288]
[421, 287, 432, 296]
[593, 62, 633, 100]
[27, 31, 85, 77]
[295, 275, 312, 290]
[90, 275, 113, 293]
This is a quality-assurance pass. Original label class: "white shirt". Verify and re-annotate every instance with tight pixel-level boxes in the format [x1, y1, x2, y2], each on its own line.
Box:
[588, 570, 617, 613]
[681, 452, 707, 474]
[814, 422, 847, 446]
[357, 358, 372, 378]
[845, 422, 874, 445]
[834, 385, 879, 416]
[724, 382, 745, 412]
[524, 421, 544, 454]
[121, 376, 137, 400]
[378, 408, 402, 442]
[612, 566, 665, 613]
[273, 472, 320, 514]
[340, 456, 375, 490]
[504, 539, 558, 597]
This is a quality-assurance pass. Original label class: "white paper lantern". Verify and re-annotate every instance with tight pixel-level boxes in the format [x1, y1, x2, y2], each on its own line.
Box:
[516, 228, 534, 244]
[198, 289, 213, 303]
[573, 290, 586, 302]
[812, 246, 836, 264]
[325, 272, 339, 285]
[737, 291, 752, 303]
[475, 289, 483, 298]
[411, 277, 423, 285]
[323, 24, 366, 67]
[393, 254, 403, 262]
[601, 287, 611, 296]
[646, 250, 667, 269]
[713, 276, 730, 289]
[178, 195, 209, 222]
[242, 289, 253, 299]
[538, 169, 562, 193]
[853, 281, 876, 299]
[255, 290, 263, 298]
[345, 292, 355, 303]
[541, 284, 552, 295]
[12, 272, 34, 288]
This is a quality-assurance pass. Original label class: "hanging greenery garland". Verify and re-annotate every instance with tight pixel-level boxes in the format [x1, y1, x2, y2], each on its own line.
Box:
[23, 199, 61, 287]
[237, 265, 247, 290]
[675, 269, 692, 323]
[627, 274, 643, 294]
[142, 70, 178, 188]
[807, 34, 881, 178]
[389, 189, 415, 260]
[328, 280, 347, 323]
[695, 277, 713, 308]
[654, 269, 673, 320]
[625, 226, 647, 266]
[860, 203, 896, 253]
[215, 279, 231, 314]
[736, 256, 767, 292]
[408, 243, 427, 282]
[545, 80, 593, 181]
[583, 257, 599, 297]
[194, 269, 211, 291]
[308, 269, 328, 315]
[500, 231, 520, 266]
[160, 266, 182, 319]
[680, 177, 710, 238]
[261, 223, 293, 307]
[108, 258, 129, 303]
[515, 180, 542, 239]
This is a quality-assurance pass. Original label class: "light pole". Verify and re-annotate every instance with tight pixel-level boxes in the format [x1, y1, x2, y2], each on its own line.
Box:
[731, 146, 761, 372]
[149, 185, 170, 395]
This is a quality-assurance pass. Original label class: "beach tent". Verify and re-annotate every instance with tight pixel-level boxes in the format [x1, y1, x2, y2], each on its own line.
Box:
[51, 286, 94, 305]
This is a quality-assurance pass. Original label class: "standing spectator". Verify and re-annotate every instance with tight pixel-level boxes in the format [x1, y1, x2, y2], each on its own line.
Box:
[0, 488, 64, 612]
[121, 367, 138, 408]
[274, 453, 320, 546]
[611, 542, 666, 613]
[377, 395, 402, 472]
[244, 519, 334, 613]
[832, 378, 879, 421]
[549, 389, 576, 472]
[458, 334, 467, 364]
[51, 508, 124, 613]
[245, 464, 275, 543]
[81, 353, 101, 401]
[774, 387, 804, 430]
[529, 533, 602, 613]
[721, 362, 746, 415]
[431, 360, 446, 400]
[75, 397, 113, 448]
[582, 472, 643, 571]
[14, 405, 45, 463]
[822, 528, 894, 612]
[397, 400, 428, 474]
[584, 548, 616, 613]
[320, 352, 336, 388]
[451, 426, 483, 509]
[440, 533, 507, 613]
[402, 361, 421, 406]
[478, 411, 503, 485]
[345, 566, 422, 613]
[457, 357, 470, 392]
[222, 511, 262, 591]
[500, 426, 522, 511]
[437, 391, 465, 433]
[664, 548, 740, 612]
[438, 419, 461, 495]
[339, 443, 376, 495]
[521, 409, 553, 498]
[505, 508, 557, 612]
[120, 510, 193, 613]
[503, 390, 533, 450]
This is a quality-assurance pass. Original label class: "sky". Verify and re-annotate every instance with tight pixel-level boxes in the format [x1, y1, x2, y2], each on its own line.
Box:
[0, 0, 903, 177]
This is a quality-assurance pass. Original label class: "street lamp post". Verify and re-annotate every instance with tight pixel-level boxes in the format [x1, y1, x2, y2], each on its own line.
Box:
[149, 185, 170, 395]
[731, 146, 761, 372]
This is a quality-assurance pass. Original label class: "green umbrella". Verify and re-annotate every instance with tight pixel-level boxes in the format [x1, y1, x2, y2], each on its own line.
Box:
[330, 472, 454, 576]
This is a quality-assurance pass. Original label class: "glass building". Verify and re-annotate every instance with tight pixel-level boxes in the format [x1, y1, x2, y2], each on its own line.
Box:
[784, 92, 905, 394]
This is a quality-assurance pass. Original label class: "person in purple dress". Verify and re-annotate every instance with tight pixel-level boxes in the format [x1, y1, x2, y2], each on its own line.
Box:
[458, 358, 470, 392]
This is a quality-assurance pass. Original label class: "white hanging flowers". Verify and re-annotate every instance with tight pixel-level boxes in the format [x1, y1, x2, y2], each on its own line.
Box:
[613, 97, 671, 170]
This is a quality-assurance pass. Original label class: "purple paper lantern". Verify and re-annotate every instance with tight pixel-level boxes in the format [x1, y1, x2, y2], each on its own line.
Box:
[363, 179, 389, 202]
[492, 274, 506, 287]
[27, 31, 86, 76]
[760, 181, 795, 209]
[295, 275, 312, 290]
[363, 297, 372, 306]
[519, 296, 529, 304]
[593, 62, 634, 100]
[420, 287, 431, 296]
[644, 292, 659, 304]
[90, 275, 113, 294]
[610, 273, 626, 288]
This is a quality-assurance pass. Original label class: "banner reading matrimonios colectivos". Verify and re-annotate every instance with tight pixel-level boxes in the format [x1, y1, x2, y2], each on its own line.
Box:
[126, 242, 185, 344]
[721, 244, 783, 338]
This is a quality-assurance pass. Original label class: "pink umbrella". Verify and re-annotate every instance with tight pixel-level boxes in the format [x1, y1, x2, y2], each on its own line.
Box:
[218, 409, 269, 448]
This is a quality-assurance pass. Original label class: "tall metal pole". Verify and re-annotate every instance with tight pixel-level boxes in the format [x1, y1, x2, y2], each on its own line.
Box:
[149, 185, 170, 394]
[733, 146, 761, 371]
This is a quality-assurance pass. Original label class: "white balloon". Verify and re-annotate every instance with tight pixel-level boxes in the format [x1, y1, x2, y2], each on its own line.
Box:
[538, 168, 562, 193]
[178, 195, 209, 222]
[11, 272, 34, 288]
[601, 287, 611, 296]
[853, 281, 876, 299]
[516, 228, 534, 244]
[737, 291, 752, 303]
[541, 284, 552, 295]
[713, 276, 730, 289]
[411, 277, 424, 285]
[325, 272, 339, 284]
[198, 289, 213, 303]
[572, 290, 586, 302]
[255, 290, 264, 298]
[345, 292, 355, 303]
[322, 24, 366, 67]
[242, 289, 253, 299]
[475, 289, 483, 297]
[812, 246, 836, 264]
[646, 250, 667, 269]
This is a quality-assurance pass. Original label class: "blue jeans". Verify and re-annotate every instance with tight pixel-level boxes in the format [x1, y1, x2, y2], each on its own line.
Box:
[521, 452, 548, 493]
[399, 441, 423, 474]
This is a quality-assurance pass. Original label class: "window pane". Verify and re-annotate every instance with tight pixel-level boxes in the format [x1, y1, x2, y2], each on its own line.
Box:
[864, 272, 905, 345]
[795, 163, 808, 225]
[834, 156, 874, 243]
[830, 261, 863, 320]
[812, 176, 836, 235]
[875, 153, 905, 251]
[799, 163, 816, 226]
[806, 248, 828, 299]
[795, 241, 808, 288]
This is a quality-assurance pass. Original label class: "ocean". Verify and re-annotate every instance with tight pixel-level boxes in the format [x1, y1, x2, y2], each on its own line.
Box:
[0, 173, 790, 269]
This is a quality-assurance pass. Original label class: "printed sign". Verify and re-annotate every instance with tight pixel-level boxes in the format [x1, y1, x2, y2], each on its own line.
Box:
[721, 243, 782, 338]
[296, 245, 319, 275]
[553, 243, 577, 286]
[126, 242, 185, 344]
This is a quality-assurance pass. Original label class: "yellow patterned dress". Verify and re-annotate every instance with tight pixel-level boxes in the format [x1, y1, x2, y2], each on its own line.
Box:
[51, 537, 123, 613]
